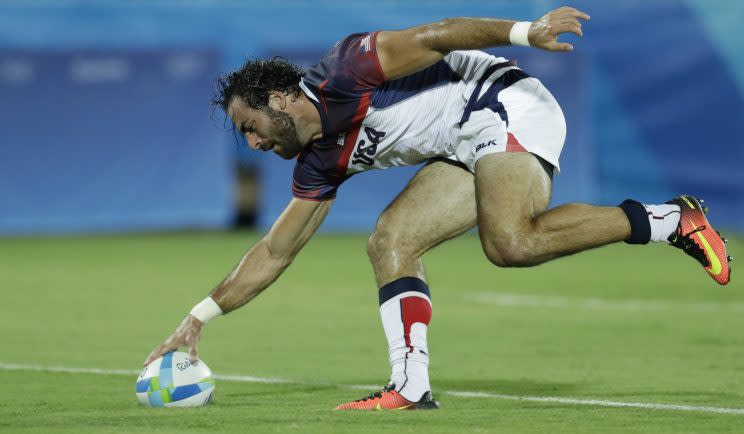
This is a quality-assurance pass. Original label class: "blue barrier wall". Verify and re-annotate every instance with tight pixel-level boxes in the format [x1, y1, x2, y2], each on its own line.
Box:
[0, 49, 230, 233]
[575, 0, 744, 224]
[0, 1, 741, 234]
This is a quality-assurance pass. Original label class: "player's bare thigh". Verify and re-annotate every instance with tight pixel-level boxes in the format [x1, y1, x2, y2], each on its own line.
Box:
[368, 160, 477, 287]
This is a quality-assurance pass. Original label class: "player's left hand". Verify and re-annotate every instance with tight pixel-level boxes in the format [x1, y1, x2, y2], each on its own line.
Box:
[529, 6, 590, 52]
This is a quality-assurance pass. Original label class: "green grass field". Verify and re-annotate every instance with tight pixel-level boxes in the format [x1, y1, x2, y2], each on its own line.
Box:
[1, 231, 742, 433]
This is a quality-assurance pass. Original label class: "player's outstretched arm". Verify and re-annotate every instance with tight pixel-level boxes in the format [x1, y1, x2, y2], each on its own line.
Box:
[376, 6, 590, 80]
[144, 198, 333, 365]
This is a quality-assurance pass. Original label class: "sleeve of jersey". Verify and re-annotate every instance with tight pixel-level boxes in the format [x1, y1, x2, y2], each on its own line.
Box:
[291, 158, 340, 201]
[324, 32, 386, 92]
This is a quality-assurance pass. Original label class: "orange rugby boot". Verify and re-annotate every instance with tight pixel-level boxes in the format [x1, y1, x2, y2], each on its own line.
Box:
[666, 195, 731, 285]
[335, 383, 439, 411]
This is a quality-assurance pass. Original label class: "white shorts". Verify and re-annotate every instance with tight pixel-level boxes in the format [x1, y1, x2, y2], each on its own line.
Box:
[449, 76, 566, 174]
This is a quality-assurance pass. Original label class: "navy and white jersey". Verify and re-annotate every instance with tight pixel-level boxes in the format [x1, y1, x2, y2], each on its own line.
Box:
[292, 31, 564, 201]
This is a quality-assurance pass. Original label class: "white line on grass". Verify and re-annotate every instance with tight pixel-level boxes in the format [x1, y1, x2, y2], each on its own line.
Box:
[0, 362, 293, 384]
[2, 362, 744, 415]
[466, 292, 744, 313]
[446, 391, 744, 415]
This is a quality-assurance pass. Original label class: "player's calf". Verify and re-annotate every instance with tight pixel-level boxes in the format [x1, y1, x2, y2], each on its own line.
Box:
[476, 205, 603, 267]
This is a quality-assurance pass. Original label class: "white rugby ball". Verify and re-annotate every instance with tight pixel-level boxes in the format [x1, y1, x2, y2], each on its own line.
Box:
[136, 351, 215, 407]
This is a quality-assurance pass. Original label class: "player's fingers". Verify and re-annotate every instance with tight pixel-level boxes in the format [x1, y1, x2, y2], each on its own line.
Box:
[188, 344, 199, 362]
[144, 342, 177, 366]
[557, 22, 583, 37]
[545, 41, 574, 52]
[556, 6, 591, 21]
[556, 16, 583, 27]
[144, 345, 166, 366]
[572, 8, 591, 21]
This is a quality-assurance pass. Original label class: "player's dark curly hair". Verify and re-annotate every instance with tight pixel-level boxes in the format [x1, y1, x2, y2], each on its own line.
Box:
[212, 57, 306, 112]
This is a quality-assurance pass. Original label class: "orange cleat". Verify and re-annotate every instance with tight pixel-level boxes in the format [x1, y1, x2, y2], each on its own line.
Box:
[666, 195, 731, 285]
[335, 384, 439, 411]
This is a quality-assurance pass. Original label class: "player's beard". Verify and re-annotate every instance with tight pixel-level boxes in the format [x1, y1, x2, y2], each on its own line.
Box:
[264, 107, 304, 160]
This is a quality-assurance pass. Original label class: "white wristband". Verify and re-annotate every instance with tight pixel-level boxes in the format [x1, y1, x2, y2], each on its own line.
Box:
[509, 21, 532, 47]
[189, 297, 223, 323]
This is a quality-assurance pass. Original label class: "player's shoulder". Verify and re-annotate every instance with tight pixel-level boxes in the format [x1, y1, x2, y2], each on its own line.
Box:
[312, 32, 376, 70]
[306, 31, 385, 94]
[330, 32, 375, 53]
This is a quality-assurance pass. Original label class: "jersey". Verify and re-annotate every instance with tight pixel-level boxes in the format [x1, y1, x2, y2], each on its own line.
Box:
[292, 31, 561, 201]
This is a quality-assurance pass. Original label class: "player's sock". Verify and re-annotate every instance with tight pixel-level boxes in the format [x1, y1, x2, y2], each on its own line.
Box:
[378, 277, 432, 403]
[644, 204, 681, 242]
[619, 199, 680, 244]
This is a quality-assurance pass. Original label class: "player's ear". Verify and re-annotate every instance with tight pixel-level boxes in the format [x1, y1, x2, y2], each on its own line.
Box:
[267, 91, 287, 111]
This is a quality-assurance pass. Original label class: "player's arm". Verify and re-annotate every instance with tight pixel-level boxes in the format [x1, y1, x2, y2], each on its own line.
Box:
[210, 197, 332, 313]
[144, 197, 332, 365]
[375, 6, 590, 80]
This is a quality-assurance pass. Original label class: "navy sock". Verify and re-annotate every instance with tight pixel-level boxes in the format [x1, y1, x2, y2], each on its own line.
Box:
[378, 276, 431, 305]
[618, 199, 651, 245]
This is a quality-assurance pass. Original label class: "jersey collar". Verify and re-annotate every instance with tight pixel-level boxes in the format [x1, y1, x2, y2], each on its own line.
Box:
[299, 78, 319, 103]
[299, 78, 331, 146]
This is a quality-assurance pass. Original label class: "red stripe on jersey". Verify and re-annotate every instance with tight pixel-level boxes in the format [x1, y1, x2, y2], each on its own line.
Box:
[336, 91, 372, 176]
[400, 296, 432, 349]
[506, 132, 527, 153]
[291, 184, 323, 200]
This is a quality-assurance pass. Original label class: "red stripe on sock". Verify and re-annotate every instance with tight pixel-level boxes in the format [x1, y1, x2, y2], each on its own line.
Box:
[400, 297, 432, 349]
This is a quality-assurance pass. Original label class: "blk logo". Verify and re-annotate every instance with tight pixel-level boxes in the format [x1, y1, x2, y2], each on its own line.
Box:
[475, 139, 498, 153]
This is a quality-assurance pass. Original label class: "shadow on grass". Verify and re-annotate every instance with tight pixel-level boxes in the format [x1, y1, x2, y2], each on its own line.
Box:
[218, 383, 338, 404]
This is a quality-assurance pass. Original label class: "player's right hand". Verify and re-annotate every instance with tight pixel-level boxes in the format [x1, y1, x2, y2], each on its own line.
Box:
[529, 6, 590, 52]
[144, 314, 204, 366]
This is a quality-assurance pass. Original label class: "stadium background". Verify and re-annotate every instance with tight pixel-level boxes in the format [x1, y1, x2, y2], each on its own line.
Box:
[0, 0, 742, 235]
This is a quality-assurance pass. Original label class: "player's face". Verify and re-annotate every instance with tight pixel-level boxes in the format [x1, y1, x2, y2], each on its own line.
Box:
[227, 97, 304, 160]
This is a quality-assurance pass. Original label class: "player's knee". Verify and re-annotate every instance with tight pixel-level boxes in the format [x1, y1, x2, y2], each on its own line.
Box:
[366, 230, 383, 264]
[480, 234, 534, 268]
[367, 220, 400, 264]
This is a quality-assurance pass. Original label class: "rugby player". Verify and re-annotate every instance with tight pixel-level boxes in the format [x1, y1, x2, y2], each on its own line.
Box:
[145, 6, 732, 410]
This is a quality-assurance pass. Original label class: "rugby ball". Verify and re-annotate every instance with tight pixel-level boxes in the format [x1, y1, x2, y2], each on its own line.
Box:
[136, 351, 215, 407]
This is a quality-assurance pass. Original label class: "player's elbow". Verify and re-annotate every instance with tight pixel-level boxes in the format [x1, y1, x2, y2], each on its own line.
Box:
[261, 237, 296, 270]
[438, 17, 460, 28]
[416, 18, 459, 55]
[273, 253, 294, 271]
